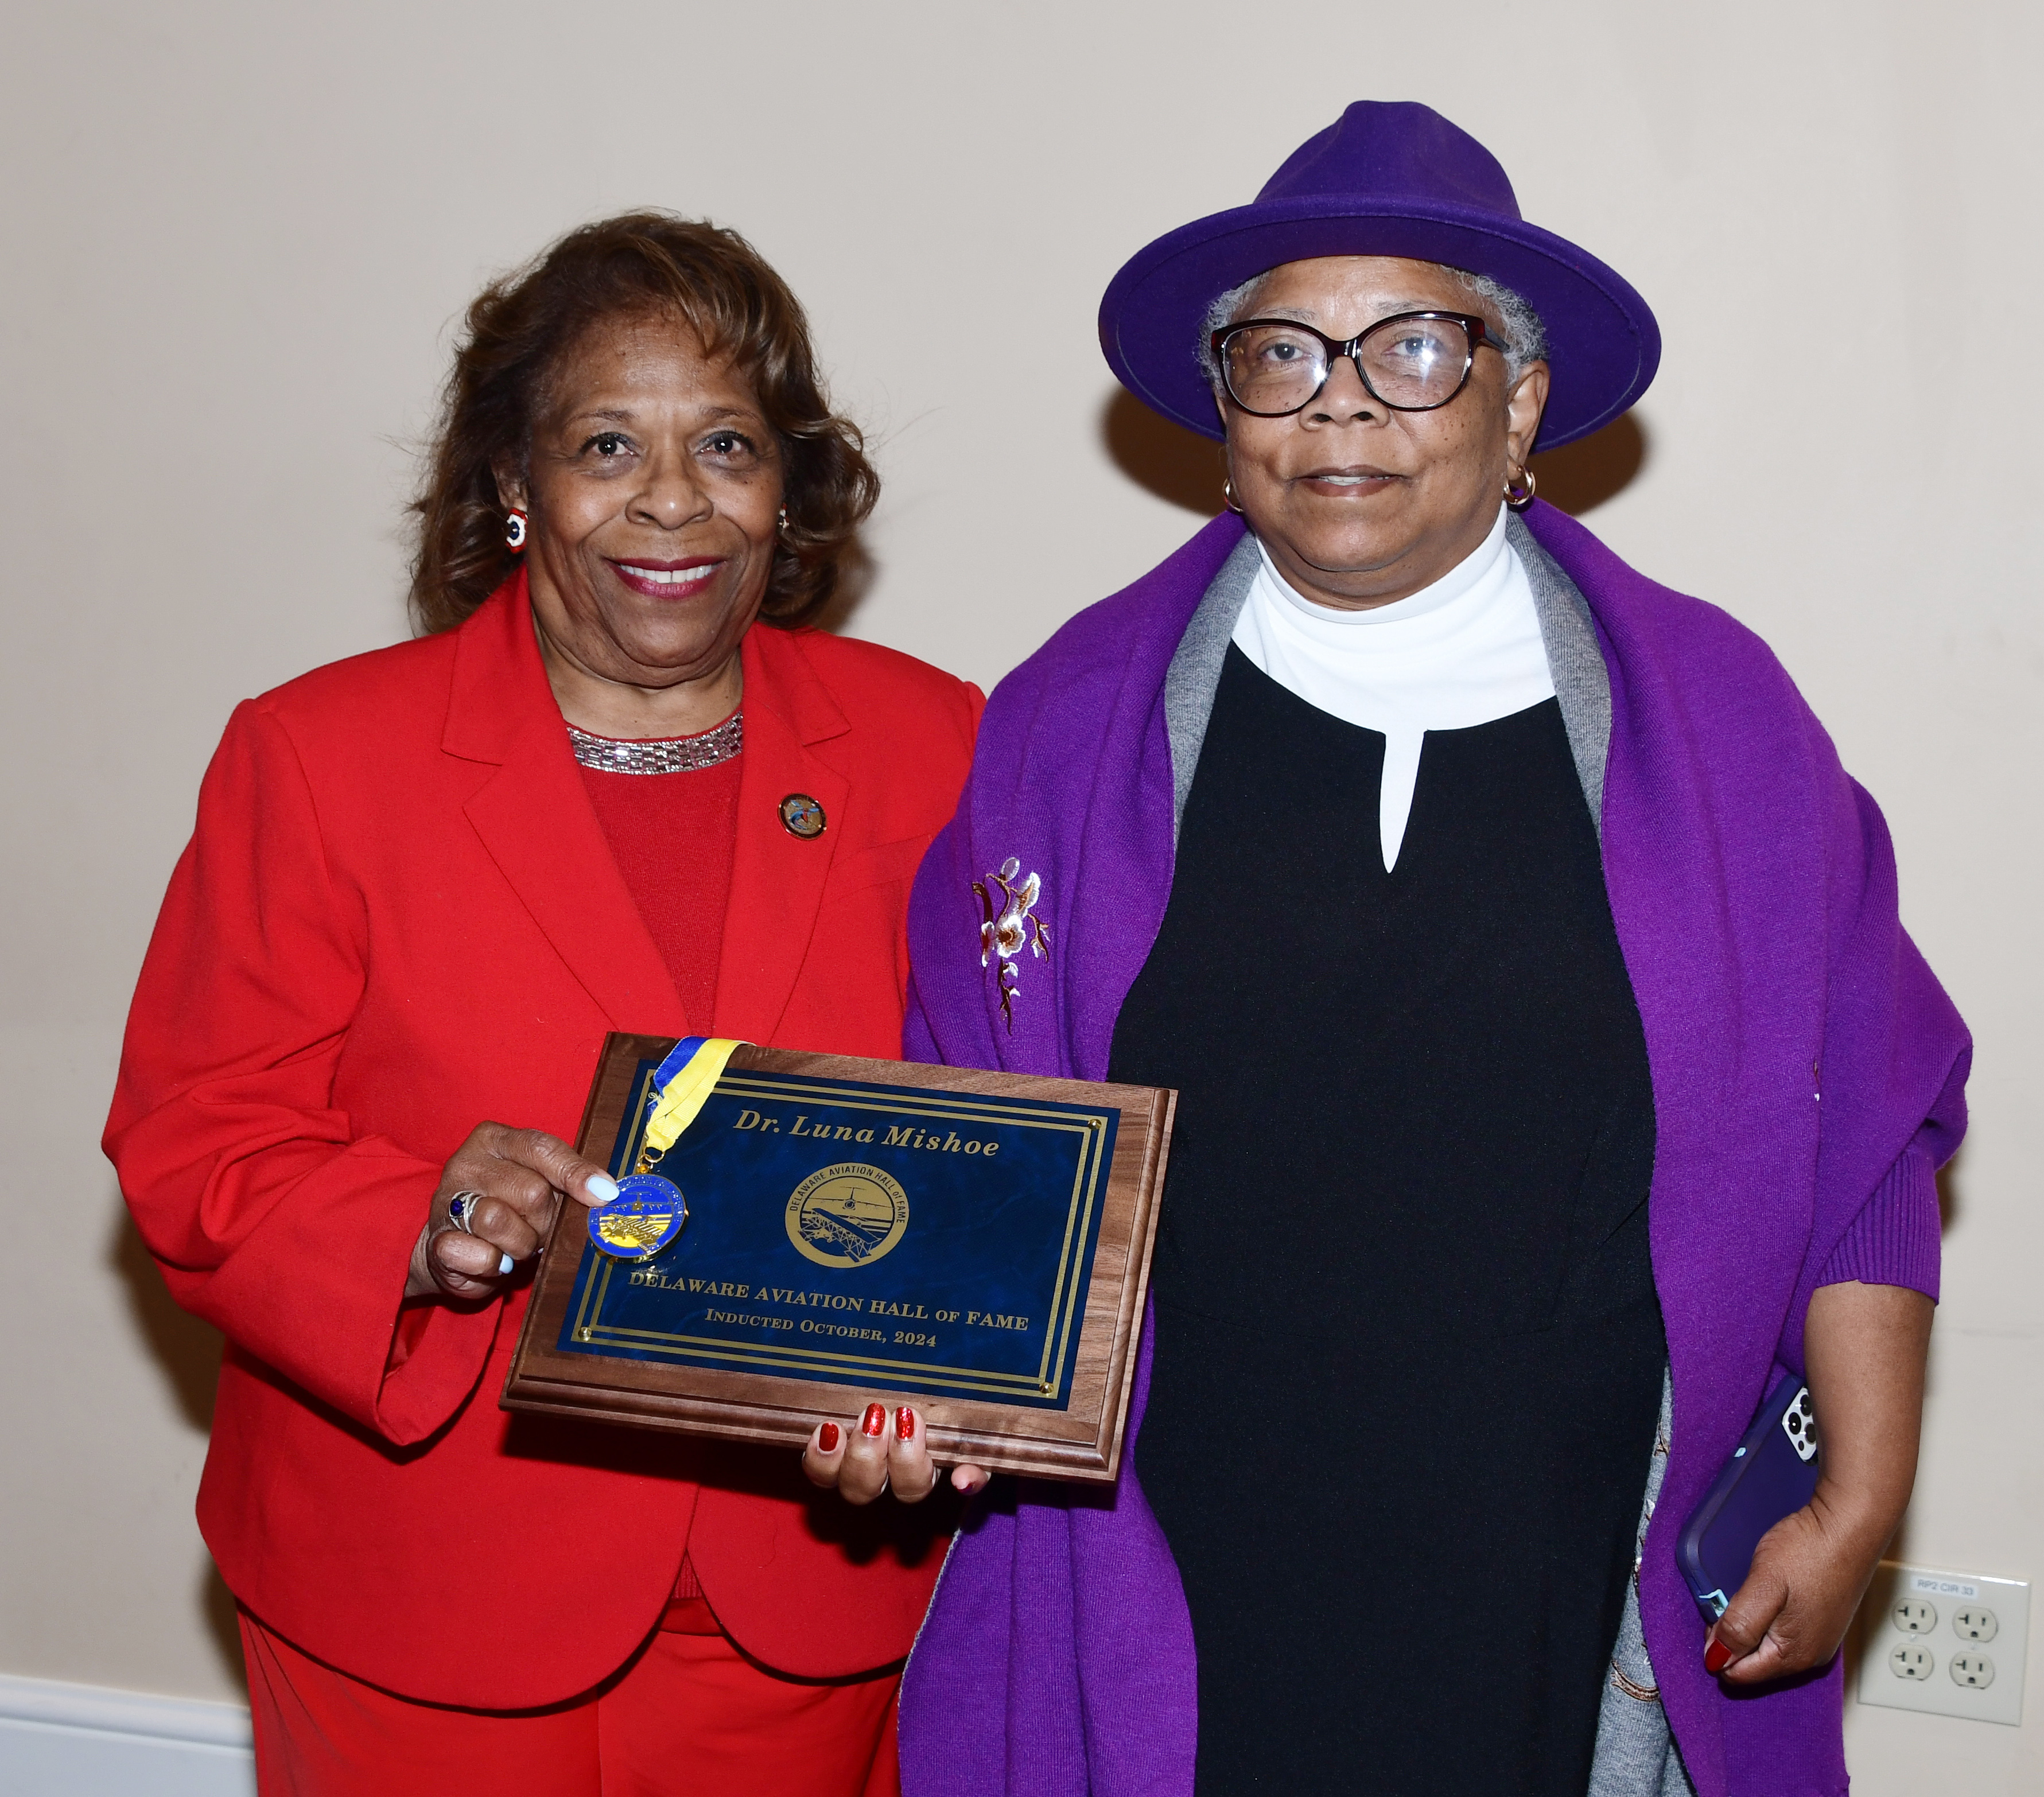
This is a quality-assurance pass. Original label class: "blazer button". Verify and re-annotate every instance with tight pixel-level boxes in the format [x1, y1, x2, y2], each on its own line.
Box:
[779, 794, 827, 839]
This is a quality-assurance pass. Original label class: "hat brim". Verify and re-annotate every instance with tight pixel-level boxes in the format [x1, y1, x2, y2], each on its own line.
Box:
[1098, 195, 1659, 450]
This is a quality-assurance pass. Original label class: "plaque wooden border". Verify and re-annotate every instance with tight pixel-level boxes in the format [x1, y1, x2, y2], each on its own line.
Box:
[503, 1036, 1175, 1483]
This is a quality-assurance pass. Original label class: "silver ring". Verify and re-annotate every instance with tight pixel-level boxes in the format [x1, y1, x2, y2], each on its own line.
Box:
[448, 1191, 488, 1235]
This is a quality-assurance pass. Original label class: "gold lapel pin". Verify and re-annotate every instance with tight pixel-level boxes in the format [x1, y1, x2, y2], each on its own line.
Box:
[779, 794, 827, 839]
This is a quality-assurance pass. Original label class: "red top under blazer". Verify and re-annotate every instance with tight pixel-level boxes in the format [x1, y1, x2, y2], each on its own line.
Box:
[104, 579, 982, 1707]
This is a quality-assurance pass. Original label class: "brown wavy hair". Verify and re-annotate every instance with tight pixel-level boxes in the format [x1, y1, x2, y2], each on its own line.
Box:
[409, 212, 878, 634]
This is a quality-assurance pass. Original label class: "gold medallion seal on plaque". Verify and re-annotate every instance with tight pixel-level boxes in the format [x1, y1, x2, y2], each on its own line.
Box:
[783, 1163, 909, 1268]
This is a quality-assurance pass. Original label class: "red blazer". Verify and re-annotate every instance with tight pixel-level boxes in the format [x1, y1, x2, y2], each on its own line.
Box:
[104, 582, 982, 1707]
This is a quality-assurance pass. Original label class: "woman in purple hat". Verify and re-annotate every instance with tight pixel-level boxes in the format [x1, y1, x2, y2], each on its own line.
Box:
[889, 102, 1968, 1797]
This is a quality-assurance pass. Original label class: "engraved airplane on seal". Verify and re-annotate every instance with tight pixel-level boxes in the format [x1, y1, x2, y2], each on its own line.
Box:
[798, 1185, 895, 1261]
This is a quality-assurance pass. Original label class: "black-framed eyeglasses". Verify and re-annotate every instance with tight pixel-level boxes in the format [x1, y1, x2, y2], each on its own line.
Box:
[1210, 310, 1497, 418]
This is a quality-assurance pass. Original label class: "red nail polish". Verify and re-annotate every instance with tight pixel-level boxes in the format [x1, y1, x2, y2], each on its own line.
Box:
[861, 1403, 887, 1437]
[896, 1406, 915, 1441]
[817, 1422, 840, 1452]
[1704, 1638, 1735, 1675]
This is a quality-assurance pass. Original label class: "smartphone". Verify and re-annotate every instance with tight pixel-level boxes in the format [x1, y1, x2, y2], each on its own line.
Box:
[1676, 1375, 1820, 1619]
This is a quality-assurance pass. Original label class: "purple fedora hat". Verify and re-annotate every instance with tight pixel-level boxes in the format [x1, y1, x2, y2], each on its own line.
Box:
[1099, 100, 1658, 449]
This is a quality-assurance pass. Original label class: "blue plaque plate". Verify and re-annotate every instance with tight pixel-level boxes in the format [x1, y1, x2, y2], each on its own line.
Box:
[558, 1058, 1117, 1407]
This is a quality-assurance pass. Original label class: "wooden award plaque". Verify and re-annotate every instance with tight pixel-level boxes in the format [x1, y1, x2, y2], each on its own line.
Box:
[503, 1036, 1175, 1483]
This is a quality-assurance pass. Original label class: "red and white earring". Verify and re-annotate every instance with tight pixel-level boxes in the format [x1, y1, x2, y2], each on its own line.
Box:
[504, 508, 529, 552]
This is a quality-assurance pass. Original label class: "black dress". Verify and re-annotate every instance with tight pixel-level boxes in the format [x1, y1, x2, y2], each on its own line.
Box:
[1109, 647, 1665, 1796]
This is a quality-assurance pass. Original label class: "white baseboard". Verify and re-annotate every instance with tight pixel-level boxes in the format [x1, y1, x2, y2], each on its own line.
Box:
[0, 1672, 254, 1796]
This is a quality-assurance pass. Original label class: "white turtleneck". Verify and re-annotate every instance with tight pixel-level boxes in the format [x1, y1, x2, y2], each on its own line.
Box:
[1230, 505, 1553, 872]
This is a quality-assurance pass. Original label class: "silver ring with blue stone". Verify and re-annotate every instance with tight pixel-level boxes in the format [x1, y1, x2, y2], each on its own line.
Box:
[447, 1190, 487, 1234]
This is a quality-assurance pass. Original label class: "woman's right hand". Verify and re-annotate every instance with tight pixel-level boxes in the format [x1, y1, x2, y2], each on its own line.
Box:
[405, 1123, 619, 1300]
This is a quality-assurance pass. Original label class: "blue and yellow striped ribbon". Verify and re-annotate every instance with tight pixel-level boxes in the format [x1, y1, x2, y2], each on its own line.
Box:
[635, 1036, 747, 1170]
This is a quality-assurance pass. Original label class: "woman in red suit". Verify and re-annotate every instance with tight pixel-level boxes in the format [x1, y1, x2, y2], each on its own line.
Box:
[104, 214, 982, 1796]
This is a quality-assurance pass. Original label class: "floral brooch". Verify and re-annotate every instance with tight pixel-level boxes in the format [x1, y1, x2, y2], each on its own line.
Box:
[973, 857, 1051, 1032]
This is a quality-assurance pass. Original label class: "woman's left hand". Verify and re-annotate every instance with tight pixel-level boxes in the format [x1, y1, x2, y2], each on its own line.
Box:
[1703, 1494, 1886, 1683]
[1704, 1280, 1934, 1685]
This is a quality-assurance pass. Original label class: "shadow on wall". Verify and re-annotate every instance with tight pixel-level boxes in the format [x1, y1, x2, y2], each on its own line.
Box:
[200, 1560, 247, 1698]
[1934, 1147, 1962, 1231]
[1529, 415, 1649, 516]
[110, 1204, 247, 1694]
[111, 1213, 220, 1433]
[1102, 389, 1226, 515]
[1103, 387, 1650, 521]
[809, 535, 876, 636]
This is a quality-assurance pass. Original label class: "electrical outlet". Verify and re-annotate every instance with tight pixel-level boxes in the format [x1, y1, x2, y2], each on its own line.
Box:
[1893, 1598, 1936, 1635]
[1889, 1642, 1934, 1681]
[1950, 1651, 1995, 1690]
[1856, 1562, 2028, 1726]
[1953, 1605, 1998, 1643]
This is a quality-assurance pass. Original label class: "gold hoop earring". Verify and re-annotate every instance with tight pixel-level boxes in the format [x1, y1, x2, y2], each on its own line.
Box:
[1504, 466, 1536, 511]
[1222, 479, 1244, 516]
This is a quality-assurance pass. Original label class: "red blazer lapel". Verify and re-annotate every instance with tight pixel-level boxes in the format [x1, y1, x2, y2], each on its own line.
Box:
[715, 628, 850, 1045]
[444, 581, 687, 1034]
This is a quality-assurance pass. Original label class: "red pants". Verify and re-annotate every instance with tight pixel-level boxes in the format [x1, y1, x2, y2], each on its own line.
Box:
[240, 1604, 901, 1796]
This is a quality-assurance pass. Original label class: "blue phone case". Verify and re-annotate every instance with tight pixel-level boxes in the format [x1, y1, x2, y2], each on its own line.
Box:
[1676, 1375, 1820, 1619]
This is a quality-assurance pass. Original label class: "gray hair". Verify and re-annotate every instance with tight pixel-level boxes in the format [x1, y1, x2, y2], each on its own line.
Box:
[1199, 265, 1548, 386]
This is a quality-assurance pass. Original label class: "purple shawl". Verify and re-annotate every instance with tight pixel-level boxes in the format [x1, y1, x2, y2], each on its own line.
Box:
[897, 503, 1969, 1797]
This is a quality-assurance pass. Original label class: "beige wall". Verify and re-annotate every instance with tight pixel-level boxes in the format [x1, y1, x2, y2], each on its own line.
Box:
[3, 1, 2037, 1786]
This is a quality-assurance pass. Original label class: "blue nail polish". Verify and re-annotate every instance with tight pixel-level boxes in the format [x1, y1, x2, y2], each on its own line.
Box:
[498, 1252, 514, 1275]
[587, 1173, 620, 1204]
